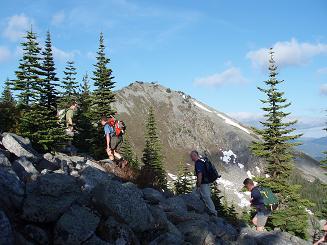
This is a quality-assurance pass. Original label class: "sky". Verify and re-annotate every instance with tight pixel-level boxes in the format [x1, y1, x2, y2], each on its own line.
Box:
[0, 0, 326, 138]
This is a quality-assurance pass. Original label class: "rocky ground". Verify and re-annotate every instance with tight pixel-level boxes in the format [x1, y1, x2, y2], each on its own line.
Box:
[0, 133, 311, 245]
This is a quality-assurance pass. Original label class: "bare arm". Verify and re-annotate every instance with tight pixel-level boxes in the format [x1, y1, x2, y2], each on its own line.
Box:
[313, 236, 325, 245]
[106, 134, 111, 149]
[197, 172, 203, 188]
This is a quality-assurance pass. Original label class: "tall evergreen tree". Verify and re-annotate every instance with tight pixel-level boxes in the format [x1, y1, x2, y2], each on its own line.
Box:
[1, 79, 14, 103]
[13, 29, 68, 151]
[12, 28, 44, 106]
[73, 73, 97, 154]
[174, 162, 194, 194]
[41, 31, 59, 109]
[59, 60, 78, 108]
[91, 32, 116, 119]
[250, 48, 310, 239]
[120, 134, 140, 169]
[141, 107, 167, 190]
[0, 79, 17, 132]
[321, 116, 327, 172]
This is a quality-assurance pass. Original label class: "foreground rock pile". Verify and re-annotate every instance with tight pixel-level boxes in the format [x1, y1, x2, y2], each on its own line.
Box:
[0, 133, 310, 245]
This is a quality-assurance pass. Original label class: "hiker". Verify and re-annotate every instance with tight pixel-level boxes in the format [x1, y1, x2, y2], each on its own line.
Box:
[101, 116, 127, 167]
[190, 150, 217, 216]
[66, 101, 78, 133]
[243, 178, 270, 232]
[313, 221, 327, 245]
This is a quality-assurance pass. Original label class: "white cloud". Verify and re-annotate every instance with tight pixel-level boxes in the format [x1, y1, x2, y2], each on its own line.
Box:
[194, 67, 247, 87]
[51, 11, 65, 26]
[52, 46, 79, 62]
[247, 38, 327, 69]
[317, 67, 327, 75]
[3, 14, 33, 41]
[320, 84, 327, 95]
[0, 46, 11, 62]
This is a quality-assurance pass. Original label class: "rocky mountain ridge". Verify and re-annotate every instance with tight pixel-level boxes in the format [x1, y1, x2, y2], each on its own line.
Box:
[112, 82, 327, 209]
[0, 132, 311, 245]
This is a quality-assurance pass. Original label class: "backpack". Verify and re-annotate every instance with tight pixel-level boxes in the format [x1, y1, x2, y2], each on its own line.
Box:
[201, 157, 220, 183]
[113, 120, 126, 136]
[259, 187, 279, 211]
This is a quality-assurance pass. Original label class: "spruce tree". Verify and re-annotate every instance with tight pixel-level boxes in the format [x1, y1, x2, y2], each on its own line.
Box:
[73, 73, 97, 154]
[91, 32, 116, 119]
[13, 29, 67, 151]
[211, 182, 226, 216]
[59, 60, 78, 108]
[250, 48, 310, 238]
[0, 79, 17, 132]
[321, 117, 327, 172]
[174, 162, 194, 194]
[12, 28, 44, 106]
[120, 134, 140, 169]
[141, 107, 167, 190]
[41, 31, 59, 109]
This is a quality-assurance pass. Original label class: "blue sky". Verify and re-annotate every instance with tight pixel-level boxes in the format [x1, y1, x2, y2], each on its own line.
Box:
[0, 0, 326, 137]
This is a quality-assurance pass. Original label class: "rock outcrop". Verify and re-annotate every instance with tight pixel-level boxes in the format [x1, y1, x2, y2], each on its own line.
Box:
[0, 133, 311, 245]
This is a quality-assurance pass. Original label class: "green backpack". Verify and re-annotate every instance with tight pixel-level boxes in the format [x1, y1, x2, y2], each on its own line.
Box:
[259, 187, 279, 211]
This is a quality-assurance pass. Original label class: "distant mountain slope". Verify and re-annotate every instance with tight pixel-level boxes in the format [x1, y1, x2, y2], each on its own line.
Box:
[113, 82, 327, 206]
[296, 137, 327, 161]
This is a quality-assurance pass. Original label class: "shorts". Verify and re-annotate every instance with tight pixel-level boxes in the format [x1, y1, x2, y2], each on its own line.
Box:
[255, 210, 270, 227]
[110, 135, 123, 150]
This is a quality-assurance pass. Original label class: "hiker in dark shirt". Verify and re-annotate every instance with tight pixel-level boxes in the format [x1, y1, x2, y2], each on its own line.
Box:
[191, 150, 217, 216]
[243, 178, 270, 232]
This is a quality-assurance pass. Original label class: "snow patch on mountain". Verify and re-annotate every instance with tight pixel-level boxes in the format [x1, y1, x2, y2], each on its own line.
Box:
[193, 100, 212, 113]
[215, 112, 251, 134]
[221, 150, 237, 164]
[238, 163, 244, 169]
[247, 170, 255, 179]
[255, 166, 261, 174]
[234, 191, 251, 208]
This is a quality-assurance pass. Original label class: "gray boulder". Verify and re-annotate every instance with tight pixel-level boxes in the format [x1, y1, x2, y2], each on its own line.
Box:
[92, 181, 155, 232]
[180, 192, 205, 213]
[98, 217, 139, 245]
[2, 133, 40, 162]
[160, 196, 188, 216]
[23, 225, 49, 245]
[54, 205, 100, 245]
[0, 151, 11, 168]
[22, 173, 81, 223]
[12, 157, 39, 182]
[80, 166, 114, 192]
[143, 188, 165, 204]
[37, 153, 61, 171]
[0, 165, 25, 210]
[0, 210, 13, 245]
[86, 159, 107, 171]
[177, 219, 214, 245]
[83, 235, 111, 245]
[237, 228, 310, 245]
[149, 232, 184, 245]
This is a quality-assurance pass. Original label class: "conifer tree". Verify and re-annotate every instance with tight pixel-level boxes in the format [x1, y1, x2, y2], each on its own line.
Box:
[141, 107, 167, 189]
[91, 32, 116, 119]
[0, 79, 17, 132]
[12, 28, 44, 106]
[13, 29, 67, 151]
[73, 73, 97, 154]
[59, 60, 78, 108]
[41, 31, 59, 109]
[321, 117, 327, 172]
[211, 182, 226, 216]
[250, 48, 310, 239]
[174, 162, 194, 194]
[120, 134, 140, 169]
